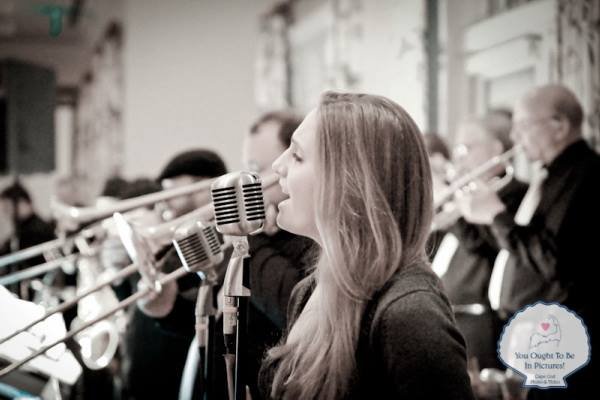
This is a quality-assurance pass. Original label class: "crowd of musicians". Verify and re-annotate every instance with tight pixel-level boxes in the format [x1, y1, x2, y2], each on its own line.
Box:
[0, 84, 596, 399]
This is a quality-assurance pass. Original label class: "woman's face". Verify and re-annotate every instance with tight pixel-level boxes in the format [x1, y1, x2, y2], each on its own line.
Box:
[272, 109, 320, 243]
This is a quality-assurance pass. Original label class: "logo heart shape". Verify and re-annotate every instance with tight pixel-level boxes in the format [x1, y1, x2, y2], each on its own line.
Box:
[541, 322, 550, 331]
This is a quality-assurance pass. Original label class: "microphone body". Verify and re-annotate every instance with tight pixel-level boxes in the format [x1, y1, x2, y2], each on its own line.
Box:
[211, 171, 265, 237]
[211, 171, 265, 297]
[210, 171, 266, 400]
[172, 222, 225, 400]
[173, 222, 224, 343]
[172, 222, 223, 284]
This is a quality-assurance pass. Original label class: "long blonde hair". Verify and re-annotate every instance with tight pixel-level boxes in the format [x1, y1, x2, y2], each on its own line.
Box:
[266, 92, 433, 399]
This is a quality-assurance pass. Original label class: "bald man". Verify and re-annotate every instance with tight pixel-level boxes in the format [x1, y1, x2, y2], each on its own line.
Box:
[459, 84, 598, 399]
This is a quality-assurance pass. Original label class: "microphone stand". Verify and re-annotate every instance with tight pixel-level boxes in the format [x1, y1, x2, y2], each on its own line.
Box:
[8, 179, 23, 297]
[222, 237, 251, 400]
[194, 280, 217, 400]
[210, 170, 267, 400]
[204, 314, 216, 400]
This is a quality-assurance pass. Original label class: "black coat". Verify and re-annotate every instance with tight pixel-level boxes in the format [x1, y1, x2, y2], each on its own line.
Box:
[441, 178, 527, 369]
[490, 140, 599, 399]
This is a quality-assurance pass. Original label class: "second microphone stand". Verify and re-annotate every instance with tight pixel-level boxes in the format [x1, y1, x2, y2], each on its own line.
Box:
[194, 277, 217, 400]
[222, 237, 251, 400]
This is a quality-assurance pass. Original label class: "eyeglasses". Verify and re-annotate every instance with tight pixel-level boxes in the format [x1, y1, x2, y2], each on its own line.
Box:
[512, 115, 559, 132]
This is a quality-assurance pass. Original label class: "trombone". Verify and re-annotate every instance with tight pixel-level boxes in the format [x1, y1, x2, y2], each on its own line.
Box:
[0, 172, 281, 376]
[0, 254, 78, 286]
[0, 202, 215, 348]
[0, 218, 126, 287]
[0, 237, 74, 270]
[0, 266, 189, 378]
[51, 177, 215, 231]
[0, 177, 216, 270]
[0, 208, 210, 375]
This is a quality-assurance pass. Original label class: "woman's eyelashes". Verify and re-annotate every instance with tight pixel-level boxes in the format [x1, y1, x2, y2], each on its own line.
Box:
[292, 152, 303, 162]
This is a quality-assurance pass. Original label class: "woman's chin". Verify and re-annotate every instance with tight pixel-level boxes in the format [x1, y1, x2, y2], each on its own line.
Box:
[275, 201, 293, 232]
[276, 203, 286, 227]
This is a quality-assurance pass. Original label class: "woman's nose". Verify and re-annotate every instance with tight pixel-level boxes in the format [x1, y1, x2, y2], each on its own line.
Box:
[272, 151, 286, 176]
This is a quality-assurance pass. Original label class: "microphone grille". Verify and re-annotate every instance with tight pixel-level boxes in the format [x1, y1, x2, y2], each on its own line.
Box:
[175, 232, 208, 271]
[202, 225, 222, 256]
[210, 171, 265, 236]
[173, 224, 223, 274]
[212, 186, 240, 226]
[242, 182, 265, 222]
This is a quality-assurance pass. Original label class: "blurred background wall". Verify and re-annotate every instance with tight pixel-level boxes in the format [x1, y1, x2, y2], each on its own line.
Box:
[0, 0, 598, 231]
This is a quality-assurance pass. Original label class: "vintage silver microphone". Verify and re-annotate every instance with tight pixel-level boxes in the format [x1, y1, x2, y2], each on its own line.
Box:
[173, 221, 224, 347]
[210, 171, 266, 400]
[173, 222, 225, 400]
[173, 221, 224, 282]
[212, 171, 264, 295]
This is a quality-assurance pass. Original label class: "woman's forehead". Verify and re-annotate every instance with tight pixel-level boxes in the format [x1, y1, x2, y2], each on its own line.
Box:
[292, 109, 318, 147]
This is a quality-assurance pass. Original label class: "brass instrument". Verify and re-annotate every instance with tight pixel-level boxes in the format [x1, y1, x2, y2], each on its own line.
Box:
[0, 205, 213, 348]
[0, 177, 216, 270]
[0, 173, 280, 376]
[0, 237, 75, 270]
[0, 267, 189, 378]
[0, 255, 78, 286]
[0, 221, 230, 377]
[69, 253, 121, 370]
[432, 147, 519, 231]
[434, 147, 519, 210]
[51, 178, 215, 232]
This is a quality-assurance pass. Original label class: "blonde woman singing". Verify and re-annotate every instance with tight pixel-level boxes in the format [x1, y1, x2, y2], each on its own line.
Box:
[259, 92, 475, 399]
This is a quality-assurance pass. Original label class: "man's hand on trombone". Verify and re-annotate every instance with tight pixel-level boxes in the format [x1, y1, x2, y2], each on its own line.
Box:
[454, 179, 506, 225]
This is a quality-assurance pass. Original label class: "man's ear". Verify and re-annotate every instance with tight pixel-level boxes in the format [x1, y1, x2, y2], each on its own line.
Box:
[550, 116, 570, 141]
[491, 139, 504, 155]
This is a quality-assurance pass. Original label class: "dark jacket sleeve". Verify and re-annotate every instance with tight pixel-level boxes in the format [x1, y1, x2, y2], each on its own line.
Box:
[449, 179, 526, 255]
[490, 166, 600, 285]
[449, 218, 496, 253]
[490, 210, 560, 282]
[373, 289, 475, 400]
[150, 248, 202, 338]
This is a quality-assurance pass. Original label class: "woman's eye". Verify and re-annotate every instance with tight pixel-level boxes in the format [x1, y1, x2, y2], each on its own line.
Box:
[292, 152, 302, 162]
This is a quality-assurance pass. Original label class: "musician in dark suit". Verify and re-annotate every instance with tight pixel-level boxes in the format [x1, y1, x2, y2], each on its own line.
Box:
[459, 84, 598, 400]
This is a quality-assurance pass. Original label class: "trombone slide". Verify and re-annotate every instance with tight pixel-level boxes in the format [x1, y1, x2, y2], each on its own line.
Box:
[0, 267, 188, 378]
